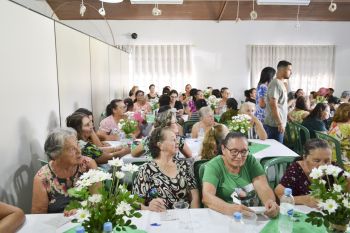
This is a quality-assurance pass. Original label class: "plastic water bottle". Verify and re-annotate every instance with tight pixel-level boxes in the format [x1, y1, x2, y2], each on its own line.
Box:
[75, 226, 85, 233]
[229, 212, 245, 233]
[198, 128, 205, 140]
[278, 188, 295, 233]
[103, 222, 113, 233]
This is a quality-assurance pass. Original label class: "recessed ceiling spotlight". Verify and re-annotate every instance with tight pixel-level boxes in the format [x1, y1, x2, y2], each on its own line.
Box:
[80, 0, 86, 17]
[99, 2, 106, 16]
[250, 0, 258, 20]
[329, 1, 337, 12]
[152, 3, 162, 16]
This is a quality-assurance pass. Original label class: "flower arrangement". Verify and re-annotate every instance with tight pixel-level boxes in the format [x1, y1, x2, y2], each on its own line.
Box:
[227, 114, 252, 135]
[207, 95, 220, 111]
[118, 119, 138, 138]
[203, 89, 212, 99]
[66, 158, 143, 232]
[149, 100, 159, 112]
[316, 96, 328, 104]
[306, 164, 350, 232]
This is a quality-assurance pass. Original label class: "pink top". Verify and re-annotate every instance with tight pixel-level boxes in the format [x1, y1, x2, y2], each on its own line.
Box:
[98, 115, 123, 137]
[133, 102, 152, 114]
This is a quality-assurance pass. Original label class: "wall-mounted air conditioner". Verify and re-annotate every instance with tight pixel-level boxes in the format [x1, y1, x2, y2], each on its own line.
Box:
[130, 0, 183, 4]
[257, 0, 310, 5]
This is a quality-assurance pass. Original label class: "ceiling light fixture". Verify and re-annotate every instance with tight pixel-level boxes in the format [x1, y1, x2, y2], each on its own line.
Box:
[235, 0, 241, 22]
[329, 0, 337, 12]
[250, 0, 258, 20]
[98, 1, 106, 16]
[80, 0, 86, 17]
[152, 3, 162, 16]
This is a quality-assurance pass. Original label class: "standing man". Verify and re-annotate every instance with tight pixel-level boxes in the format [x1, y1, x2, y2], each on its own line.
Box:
[264, 60, 292, 143]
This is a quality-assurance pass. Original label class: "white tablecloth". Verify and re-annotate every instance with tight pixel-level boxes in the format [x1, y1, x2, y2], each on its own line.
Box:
[18, 206, 314, 233]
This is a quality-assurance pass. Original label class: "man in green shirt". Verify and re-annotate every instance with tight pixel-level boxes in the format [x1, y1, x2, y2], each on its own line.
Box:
[202, 132, 279, 217]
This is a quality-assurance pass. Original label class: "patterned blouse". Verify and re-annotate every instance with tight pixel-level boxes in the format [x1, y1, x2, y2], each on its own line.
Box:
[279, 161, 311, 196]
[328, 122, 350, 170]
[188, 99, 197, 113]
[255, 84, 268, 123]
[132, 159, 197, 209]
[35, 157, 92, 213]
[289, 110, 309, 123]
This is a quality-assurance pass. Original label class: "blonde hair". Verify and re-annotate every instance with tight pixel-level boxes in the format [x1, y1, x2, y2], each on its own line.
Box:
[200, 125, 227, 160]
[239, 102, 256, 114]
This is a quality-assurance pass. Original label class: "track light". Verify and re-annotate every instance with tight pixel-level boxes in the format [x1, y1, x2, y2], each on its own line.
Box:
[329, 1, 337, 12]
[99, 2, 106, 16]
[152, 3, 162, 16]
[80, 0, 86, 17]
[250, 0, 258, 20]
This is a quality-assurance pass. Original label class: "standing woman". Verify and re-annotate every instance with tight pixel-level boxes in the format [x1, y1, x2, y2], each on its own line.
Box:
[147, 84, 159, 101]
[133, 127, 199, 211]
[133, 90, 152, 114]
[255, 67, 276, 123]
[32, 128, 98, 214]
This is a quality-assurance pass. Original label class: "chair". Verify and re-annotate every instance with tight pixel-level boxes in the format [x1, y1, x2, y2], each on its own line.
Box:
[260, 156, 296, 189]
[315, 131, 344, 169]
[193, 159, 209, 207]
[290, 122, 310, 155]
[183, 120, 197, 134]
[284, 122, 295, 150]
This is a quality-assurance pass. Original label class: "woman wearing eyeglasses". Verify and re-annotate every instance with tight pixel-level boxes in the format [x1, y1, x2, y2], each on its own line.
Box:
[202, 132, 279, 217]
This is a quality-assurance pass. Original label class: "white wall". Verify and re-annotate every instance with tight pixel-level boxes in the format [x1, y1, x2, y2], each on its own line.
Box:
[0, 0, 59, 213]
[63, 20, 350, 99]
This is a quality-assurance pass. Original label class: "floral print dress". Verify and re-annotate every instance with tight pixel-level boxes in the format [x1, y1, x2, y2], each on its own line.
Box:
[328, 122, 350, 170]
[36, 157, 91, 213]
[255, 84, 268, 123]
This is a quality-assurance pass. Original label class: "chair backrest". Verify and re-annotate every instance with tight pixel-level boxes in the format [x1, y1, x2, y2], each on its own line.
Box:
[193, 159, 209, 207]
[284, 122, 295, 150]
[314, 131, 344, 169]
[291, 122, 310, 154]
[261, 156, 296, 189]
[184, 120, 197, 134]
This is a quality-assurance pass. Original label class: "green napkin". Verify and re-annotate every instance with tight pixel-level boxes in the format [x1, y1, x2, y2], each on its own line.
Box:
[249, 142, 270, 155]
[260, 212, 327, 233]
[64, 226, 147, 233]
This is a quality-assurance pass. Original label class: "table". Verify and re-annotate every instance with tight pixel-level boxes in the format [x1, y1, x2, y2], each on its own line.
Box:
[18, 206, 315, 233]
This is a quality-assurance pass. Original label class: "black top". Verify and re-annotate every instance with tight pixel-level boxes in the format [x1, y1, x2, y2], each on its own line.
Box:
[174, 100, 184, 110]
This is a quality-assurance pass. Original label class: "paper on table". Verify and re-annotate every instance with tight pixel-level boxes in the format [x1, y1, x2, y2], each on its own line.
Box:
[43, 215, 71, 229]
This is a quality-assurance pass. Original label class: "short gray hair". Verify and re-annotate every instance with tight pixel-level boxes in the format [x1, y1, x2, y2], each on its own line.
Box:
[199, 106, 213, 119]
[44, 127, 77, 160]
[341, 91, 350, 99]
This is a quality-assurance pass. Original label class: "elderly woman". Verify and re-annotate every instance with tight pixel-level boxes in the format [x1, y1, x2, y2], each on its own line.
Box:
[32, 128, 97, 214]
[0, 202, 25, 233]
[202, 132, 279, 217]
[239, 102, 268, 140]
[200, 124, 229, 160]
[275, 139, 332, 208]
[133, 90, 152, 114]
[133, 127, 199, 211]
[67, 113, 130, 164]
[191, 106, 225, 139]
[131, 108, 192, 158]
[328, 103, 350, 170]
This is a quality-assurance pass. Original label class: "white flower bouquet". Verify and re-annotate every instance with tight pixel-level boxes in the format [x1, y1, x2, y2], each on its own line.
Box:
[203, 89, 212, 99]
[306, 164, 350, 231]
[66, 158, 143, 232]
[227, 114, 252, 134]
[207, 95, 220, 111]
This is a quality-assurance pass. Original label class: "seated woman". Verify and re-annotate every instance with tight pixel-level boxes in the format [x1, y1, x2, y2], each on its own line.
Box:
[128, 85, 139, 101]
[133, 127, 199, 211]
[274, 139, 332, 208]
[220, 98, 239, 124]
[188, 89, 204, 115]
[147, 84, 159, 101]
[202, 132, 279, 217]
[169, 89, 184, 117]
[302, 103, 330, 138]
[133, 90, 152, 114]
[244, 88, 256, 104]
[200, 124, 229, 160]
[288, 96, 310, 123]
[188, 99, 207, 122]
[191, 107, 226, 139]
[0, 202, 25, 233]
[32, 128, 98, 214]
[67, 113, 130, 164]
[239, 102, 268, 140]
[328, 103, 350, 170]
[131, 108, 192, 158]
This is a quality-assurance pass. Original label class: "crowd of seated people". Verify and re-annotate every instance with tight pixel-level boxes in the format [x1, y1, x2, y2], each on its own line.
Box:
[5, 74, 349, 232]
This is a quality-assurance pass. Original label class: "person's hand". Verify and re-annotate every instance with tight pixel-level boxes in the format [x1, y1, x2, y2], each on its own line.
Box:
[231, 204, 255, 215]
[64, 209, 77, 217]
[148, 198, 166, 212]
[277, 124, 285, 133]
[304, 195, 319, 209]
[264, 200, 279, 218]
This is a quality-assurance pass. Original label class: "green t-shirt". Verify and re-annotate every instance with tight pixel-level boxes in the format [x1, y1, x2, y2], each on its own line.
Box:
[264, 78, 288, 127]
[202, 155, 265, 206]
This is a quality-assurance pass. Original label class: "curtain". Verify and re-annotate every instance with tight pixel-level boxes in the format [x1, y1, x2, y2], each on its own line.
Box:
[129, 45, 193, 93]
[249, 45, 335, 94]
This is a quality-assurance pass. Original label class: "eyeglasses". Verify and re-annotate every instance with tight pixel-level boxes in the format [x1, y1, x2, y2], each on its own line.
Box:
[170, 95, 177, 98]
[224, 145, 249, 158]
